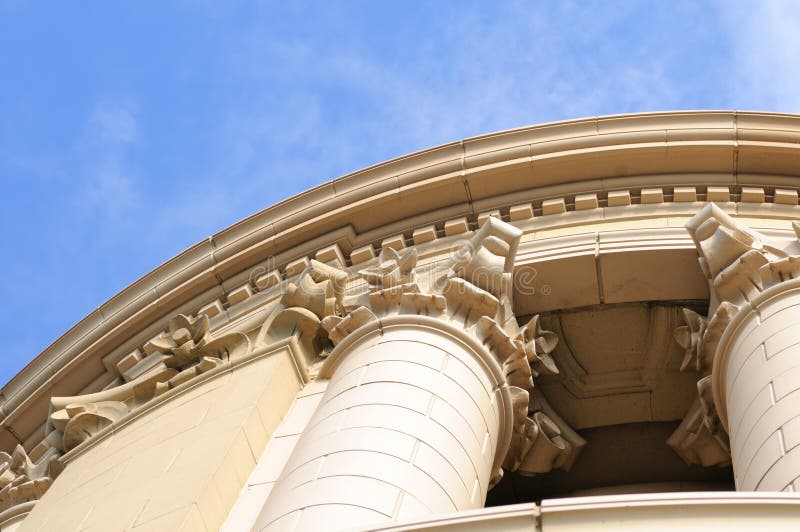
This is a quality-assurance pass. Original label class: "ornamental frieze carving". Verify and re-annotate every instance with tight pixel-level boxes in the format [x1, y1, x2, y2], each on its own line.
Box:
[261, 217, 585, 481]
[670, 203, 800, 467]
[0, 445, 60, 513]
[46, 313, 251, 454]
[4, 306, 252, 516]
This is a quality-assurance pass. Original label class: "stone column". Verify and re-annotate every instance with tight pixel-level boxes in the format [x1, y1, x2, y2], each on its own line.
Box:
[253, 217, 584, 531]
[253, 316, 514, 530]
[675, 203, 800, 490]
[714, 279, 800, 491]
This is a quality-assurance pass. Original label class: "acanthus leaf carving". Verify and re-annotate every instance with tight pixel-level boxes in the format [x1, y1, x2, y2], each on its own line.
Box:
[518, 411, 572, 474]
[503, 386, 535, 472]
[502, 387, 581, 476]
[519, 314, 559, 377]
[265, 217, 584, 483]
[667, 398, 731, 468]
[441, 277, 501, 327]
[670, 303, 734, 467]
[674, 307, 706, 373]
[265, 307, 328, 360]
[281, 259, 347, 319]
[367, 283, 447, 318]
[359, 247, 417, 289]
[322, 306, 378, 347]
[261, 259, 351, 363]
[526, 390, 586, 473]
[684, 203, 799, 310]
[475, 318, 533, 390]
[667, 202, 800, 467]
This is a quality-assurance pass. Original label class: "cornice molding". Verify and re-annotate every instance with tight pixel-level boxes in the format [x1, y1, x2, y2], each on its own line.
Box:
[6, 111, 800, 453]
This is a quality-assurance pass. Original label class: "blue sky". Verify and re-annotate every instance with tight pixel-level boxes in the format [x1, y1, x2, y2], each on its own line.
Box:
[1, 1, 799, 385]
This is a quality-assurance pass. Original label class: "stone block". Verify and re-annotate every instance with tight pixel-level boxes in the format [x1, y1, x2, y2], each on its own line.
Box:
[198, 299, 225, 318]
[741, 187, 765, 203]
[640, 187, 664, 204]
[412, 225, 437, 245]
[254, 271, 282, 291]
[707, 186, 730, 202]
[607, 190, 631, 207]
[115, 349, 143, 376]
[315, 244, 346, 267]
[444, 217, 470, 236]
[349, 245, 375, 264]
[775, 188, 799, 205]
[381, 234, 406, 251]
[226, 283, 253, 306]
[542, 198, 567, 215]
[574, 193, 599, 210]
[477, 210, 501, 227]
[284, 257, 310, 278]
[509, 203, 534, 221]
[674, 186, 697, 202]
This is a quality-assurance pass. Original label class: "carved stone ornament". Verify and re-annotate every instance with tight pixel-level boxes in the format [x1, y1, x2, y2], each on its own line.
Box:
[263, 218, 585, 484]
[46, 313, 251, 454]
[670, 203, 800, 466]
[0, 445, 61, 513]
[259, 259, 348, 362]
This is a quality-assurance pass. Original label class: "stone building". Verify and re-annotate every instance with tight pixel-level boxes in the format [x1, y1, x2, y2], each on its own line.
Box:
[2, 111, 800, 531]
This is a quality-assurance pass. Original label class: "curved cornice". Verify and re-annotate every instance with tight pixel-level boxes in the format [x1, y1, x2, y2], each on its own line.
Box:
[4, 110, 800, 451]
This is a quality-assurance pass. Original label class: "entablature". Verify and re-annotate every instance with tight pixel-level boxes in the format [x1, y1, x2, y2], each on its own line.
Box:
[5, 112, 800, 509]
[5, 182, 800, 456]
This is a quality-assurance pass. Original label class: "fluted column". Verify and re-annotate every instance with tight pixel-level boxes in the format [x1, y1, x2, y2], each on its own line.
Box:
[714, 279, 800, 491]
[253, 315, 513, 530]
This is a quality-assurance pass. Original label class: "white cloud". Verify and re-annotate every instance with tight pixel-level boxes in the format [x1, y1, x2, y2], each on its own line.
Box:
[720, 0, 800, 112]
[217, 1, 698, 182]
[87, 102, 140, 145]
[71, 102, 143, 236]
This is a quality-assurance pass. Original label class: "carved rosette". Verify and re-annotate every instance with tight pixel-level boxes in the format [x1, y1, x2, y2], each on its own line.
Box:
[263, 218, 584, 483]
[670, 203, 800, 466]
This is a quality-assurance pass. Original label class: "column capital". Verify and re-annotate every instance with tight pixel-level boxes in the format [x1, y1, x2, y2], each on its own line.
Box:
[671, 203, 800, 471]
[264, 217, 584, 481]
[684, 203, 799, 311]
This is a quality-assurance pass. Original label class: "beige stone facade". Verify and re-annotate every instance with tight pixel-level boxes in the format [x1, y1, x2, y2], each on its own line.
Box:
[3, 111, 800, 530]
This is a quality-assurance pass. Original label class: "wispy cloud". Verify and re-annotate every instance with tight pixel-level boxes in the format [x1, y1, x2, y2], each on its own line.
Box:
[87, 102, 140, 145]
[5, 0, 800, 386]
[215, 1, 708, 185]
[721, 0, 800, 112]
[76, 102, 141, 222]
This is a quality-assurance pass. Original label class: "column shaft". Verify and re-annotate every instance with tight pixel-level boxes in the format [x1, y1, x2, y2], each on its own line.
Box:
[253, 317, 511, 531]
[716, 281, 800, 491]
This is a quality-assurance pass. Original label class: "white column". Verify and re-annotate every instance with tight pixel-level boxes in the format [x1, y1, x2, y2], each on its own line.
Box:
[253, 315, 513, 531]
[715, 279, 800, 491]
